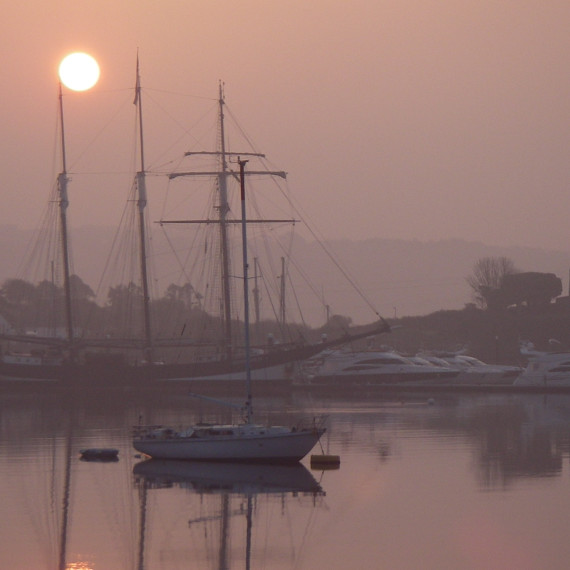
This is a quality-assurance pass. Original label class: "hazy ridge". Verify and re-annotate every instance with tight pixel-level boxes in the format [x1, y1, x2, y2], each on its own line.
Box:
[1, 224, 569, 326]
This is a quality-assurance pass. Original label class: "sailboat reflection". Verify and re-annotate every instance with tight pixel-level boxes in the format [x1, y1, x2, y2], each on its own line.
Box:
[133, 459, 324, 495]
[133, 460, 325, 569]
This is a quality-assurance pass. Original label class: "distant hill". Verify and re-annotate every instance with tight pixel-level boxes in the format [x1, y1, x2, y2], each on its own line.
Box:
[286, 236, 570, 325]
[1, 224, 569, 327]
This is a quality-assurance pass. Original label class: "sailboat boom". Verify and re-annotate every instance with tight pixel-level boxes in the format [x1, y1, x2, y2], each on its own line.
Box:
[184, 151, 265, 158]
[169, 170, 286, 180]
[158, 218, 298, 225]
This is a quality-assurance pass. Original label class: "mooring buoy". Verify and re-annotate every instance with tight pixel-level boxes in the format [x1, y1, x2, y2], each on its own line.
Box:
[310, 454, 341, 469]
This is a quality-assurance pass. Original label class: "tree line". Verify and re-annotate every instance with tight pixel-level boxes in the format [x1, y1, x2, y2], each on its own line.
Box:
[0, 276, 208, 340]
[0, 276, 351, 348]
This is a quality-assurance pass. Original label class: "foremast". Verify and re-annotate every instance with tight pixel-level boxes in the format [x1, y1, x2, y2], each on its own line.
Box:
[134, 56, 154, 364]
[57, 82, 75, 350]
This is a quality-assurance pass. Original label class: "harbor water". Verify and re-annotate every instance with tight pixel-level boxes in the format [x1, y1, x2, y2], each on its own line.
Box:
[2, 385, 570, 569]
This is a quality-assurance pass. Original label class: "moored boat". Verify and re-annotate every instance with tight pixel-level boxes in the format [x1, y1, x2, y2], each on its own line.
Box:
[419, 353, 522, 386]
[133, 421, 325, 463]
[295, 348, 459, 386]
[133, 160, 326, 462]
[514, 348, 570, 387]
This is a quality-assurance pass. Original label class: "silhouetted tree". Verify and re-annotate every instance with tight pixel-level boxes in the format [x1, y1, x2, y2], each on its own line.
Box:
[69, 274, 95, 301]
[165, 282, 202, 310]
[1, 278, 37, 307]
[466, 257, 518, 310]
[324, 314, 353, 332]
[106, 282, 144, 336]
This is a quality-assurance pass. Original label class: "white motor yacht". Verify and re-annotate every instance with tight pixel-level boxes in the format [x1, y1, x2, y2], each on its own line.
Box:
[296, 349, 459, 386]
[515, 343, 570, 387]
[421, 354, 522, 385]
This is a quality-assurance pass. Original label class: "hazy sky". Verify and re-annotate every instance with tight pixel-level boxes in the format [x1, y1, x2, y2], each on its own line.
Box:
[3, 1, 570, 250]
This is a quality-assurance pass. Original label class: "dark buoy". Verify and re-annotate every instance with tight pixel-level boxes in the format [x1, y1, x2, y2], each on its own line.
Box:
[310, 454, 341, 469]
[80, 448, 119, 462]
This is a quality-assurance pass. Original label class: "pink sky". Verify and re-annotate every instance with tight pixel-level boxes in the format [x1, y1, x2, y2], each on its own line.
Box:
[2, 1, 570, 250]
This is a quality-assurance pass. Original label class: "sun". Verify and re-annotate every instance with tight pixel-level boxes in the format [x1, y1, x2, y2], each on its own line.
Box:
[58, 52, 100, 91]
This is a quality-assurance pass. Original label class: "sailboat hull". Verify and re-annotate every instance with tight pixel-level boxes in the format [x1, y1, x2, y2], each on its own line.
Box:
[133, 426, 324, 463]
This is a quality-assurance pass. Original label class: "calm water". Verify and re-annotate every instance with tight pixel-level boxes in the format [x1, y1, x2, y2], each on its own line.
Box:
[2, 385, 570, 569]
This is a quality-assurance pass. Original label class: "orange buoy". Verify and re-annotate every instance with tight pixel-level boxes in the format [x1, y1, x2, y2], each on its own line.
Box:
[310, 454, 341, 469]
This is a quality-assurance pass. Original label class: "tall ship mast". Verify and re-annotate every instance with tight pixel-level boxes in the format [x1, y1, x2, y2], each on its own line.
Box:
[57, 82, 75, 350]
[166, 83, 288, 362]
[134, 57, 153, 364]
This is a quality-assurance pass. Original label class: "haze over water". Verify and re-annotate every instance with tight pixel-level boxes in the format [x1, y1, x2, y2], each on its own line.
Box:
[2, 387, 570, 569]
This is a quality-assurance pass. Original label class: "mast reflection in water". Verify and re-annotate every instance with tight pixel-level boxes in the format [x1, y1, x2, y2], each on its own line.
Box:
[134, 460, 324, 569]
[5, 390, 570, 568]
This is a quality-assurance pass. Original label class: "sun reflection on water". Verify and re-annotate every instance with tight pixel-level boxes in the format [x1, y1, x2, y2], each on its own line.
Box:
[66, 560, 94, 570]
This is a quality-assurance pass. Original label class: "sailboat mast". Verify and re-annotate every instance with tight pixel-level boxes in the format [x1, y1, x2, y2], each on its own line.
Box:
[279, 256, 286, 327]
[217, 83, 233, 360]
[57, 82, 74, 347]
[253, 257, 260, 341]
[134, 57, 153, 364]
[239, 159, 253, 423]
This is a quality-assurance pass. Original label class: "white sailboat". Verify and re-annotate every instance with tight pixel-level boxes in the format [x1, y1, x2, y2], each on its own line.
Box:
[132, 419, 326, 462]
[133, 160, 326, 462]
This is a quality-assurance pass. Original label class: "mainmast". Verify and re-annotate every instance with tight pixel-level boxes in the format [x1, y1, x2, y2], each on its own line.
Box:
[134, 56, 153, 364]
[57, 82, 74, 348]
[165, 84, 288, 361]
[217, 84, 234, 360]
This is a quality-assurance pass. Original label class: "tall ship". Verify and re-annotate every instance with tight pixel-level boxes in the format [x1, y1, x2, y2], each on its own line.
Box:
[0, 63, 388, 386]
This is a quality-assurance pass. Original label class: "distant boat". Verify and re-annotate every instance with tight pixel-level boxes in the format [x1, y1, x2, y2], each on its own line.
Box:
[419, 352, 522, 385]
[295, 348, 459, 386]
[515, 341, 570, 387]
